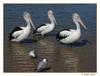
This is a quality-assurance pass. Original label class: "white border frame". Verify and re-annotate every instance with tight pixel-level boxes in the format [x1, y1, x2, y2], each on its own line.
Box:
[1, 0, 99, 76]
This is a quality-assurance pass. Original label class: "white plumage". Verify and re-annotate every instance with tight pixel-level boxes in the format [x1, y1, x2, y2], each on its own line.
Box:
[36, 10, 57, 35]
[37, 25, 49, 33]
[9, 12, 36, 42]
[56, 13, 87, 44]
[29, 50, 36, 58]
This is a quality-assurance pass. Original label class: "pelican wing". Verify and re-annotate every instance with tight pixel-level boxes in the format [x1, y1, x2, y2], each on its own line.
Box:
[59, 30, 72, 37]
[56, 29, 72, 40]
[12, 30, 23, 38]
[20, 27, 26, 30]
[9, 26, 23, 40]
[69, 29, 75, 32]
[36, 24, 49, 32]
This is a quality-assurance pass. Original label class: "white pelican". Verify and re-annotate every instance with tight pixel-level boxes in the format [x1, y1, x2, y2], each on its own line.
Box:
[56, 13, 87, 44]
[9, 12, 36, 42]
[35, 10, 57, 35]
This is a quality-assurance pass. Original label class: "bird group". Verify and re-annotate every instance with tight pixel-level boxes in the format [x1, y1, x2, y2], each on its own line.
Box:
[9, 10, 87, 72]
[9, 10, 87, 44]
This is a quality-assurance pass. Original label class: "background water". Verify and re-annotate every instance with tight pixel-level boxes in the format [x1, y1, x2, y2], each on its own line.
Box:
[4, 4, 96, 72]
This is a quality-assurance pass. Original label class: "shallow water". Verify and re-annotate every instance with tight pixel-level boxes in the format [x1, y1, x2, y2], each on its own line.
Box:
[4, 4, 96, 72]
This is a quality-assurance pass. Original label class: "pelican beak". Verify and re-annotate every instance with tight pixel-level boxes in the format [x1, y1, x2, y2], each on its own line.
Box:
[52, 15, 57, 25]
[29, 15, 36, 30]
[79, 19, 87, 30]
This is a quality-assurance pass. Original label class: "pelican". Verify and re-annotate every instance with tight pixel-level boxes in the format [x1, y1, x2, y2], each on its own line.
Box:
[35, 10, 57, 35]
[9, 12, 36, 42]
[56, 13, 87, 44]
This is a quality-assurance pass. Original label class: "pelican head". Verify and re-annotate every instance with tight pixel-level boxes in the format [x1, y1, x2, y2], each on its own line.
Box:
[23, 12, 36, 30]
[73, 13, 87, 30]
[48, 10, 57, 25]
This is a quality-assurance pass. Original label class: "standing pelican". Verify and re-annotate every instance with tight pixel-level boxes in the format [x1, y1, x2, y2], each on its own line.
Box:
[9, 12, 36, 42]
[36, 10, 57, 35]
[56, 13, 87, 44]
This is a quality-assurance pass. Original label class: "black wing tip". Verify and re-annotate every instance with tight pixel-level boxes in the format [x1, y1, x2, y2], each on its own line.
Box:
[33, 30, 37, 33]
[56, 35, 67, 41]
[10, 26, 22, 35]
[56, 31, 61, 40]
[9, 33, 13, 41]
[9, 26, 23, 41]
[36, 24, 46, 30]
